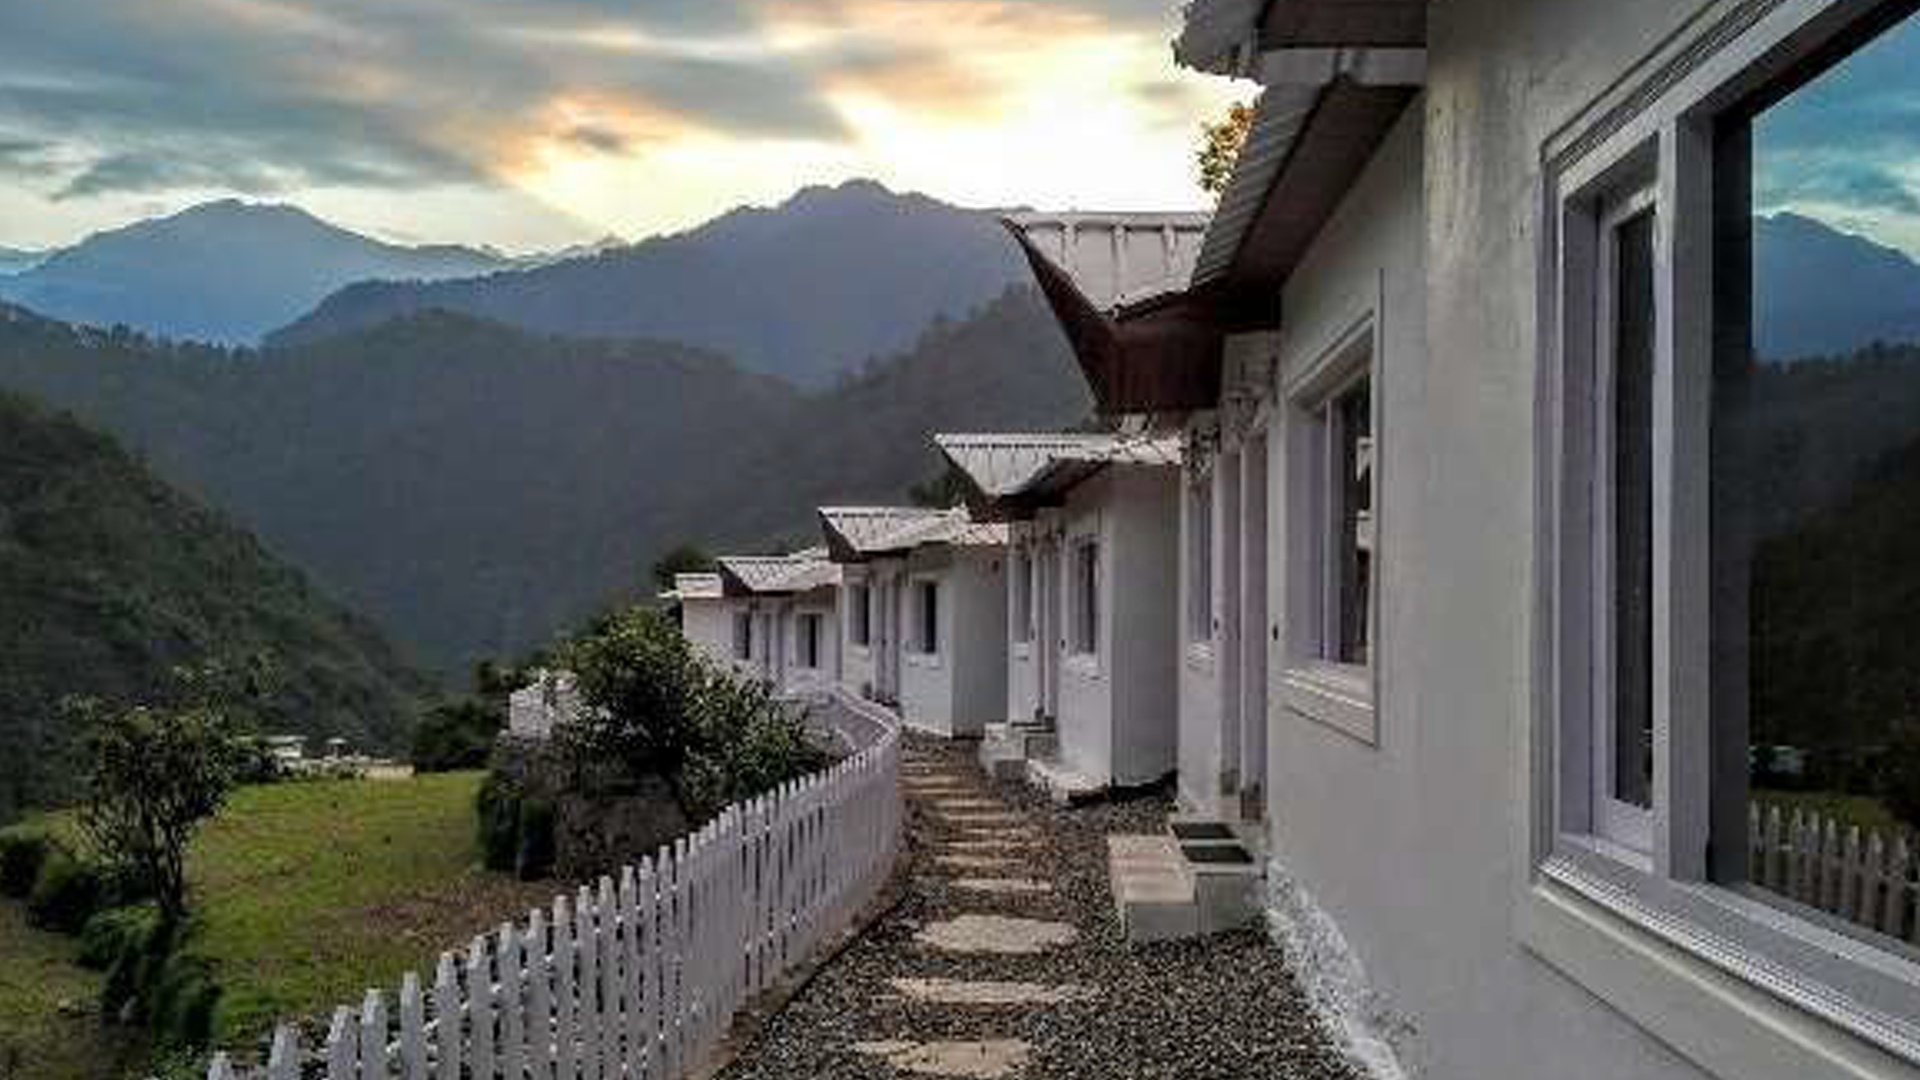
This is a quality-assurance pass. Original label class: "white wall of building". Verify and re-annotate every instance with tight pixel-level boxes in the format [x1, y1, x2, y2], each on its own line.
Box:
[1178, 450, 1225, 815]
[1036, 468, 1179, 786]
[779, 590, 840, 696]
[681, 596, 740, 672]
[1247, 54, 1805, 1076]
[898, 547, 1007, 737]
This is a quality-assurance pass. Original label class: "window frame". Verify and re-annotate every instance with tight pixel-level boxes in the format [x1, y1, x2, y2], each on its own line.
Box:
[1281, 312, 1380, 745]
[1012, 549, 1035, 646]
[1533, 0, 1920, 1065]
[849, 583, 871, 648]
[913, 578, 940, 656]
[1188, 475, 1215, 645]
[732, 610, 753, 662]
[1070, 537, 1100, 658]
[798, 611, 823, 670]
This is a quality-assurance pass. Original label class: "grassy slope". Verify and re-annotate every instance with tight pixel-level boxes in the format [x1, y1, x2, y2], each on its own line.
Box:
[1, 773, 557, 1077]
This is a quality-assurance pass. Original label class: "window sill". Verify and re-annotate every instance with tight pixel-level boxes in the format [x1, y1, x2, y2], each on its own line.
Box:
[1517, 844, 1920, 1078]
[1280, 662, 1376, 745]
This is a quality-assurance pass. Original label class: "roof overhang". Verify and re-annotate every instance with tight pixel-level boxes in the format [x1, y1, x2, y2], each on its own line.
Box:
[935, 433, 1183, 518]
[1006, 222, 1271, 416]
[1176, 0, 1428, 75]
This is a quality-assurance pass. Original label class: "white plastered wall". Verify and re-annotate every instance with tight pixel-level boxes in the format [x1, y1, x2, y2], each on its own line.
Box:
[897, 547, 1007, 737]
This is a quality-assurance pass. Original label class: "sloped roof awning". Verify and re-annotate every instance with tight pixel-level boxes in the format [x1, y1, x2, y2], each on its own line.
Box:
[1176, 0, 1428, 75]
[936, 432, 1184, 517]
[715, 549, 840, 596]
[666, 572, 724, 602]
[1006, 222, 1258, 415]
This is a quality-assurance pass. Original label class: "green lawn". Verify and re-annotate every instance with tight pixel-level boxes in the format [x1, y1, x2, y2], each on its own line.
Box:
[1, 770, 560, 1079]
[0, 899, 145, 1080]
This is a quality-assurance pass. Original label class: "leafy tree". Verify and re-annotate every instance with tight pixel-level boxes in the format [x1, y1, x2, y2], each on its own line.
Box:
[411, 696, 501, 772]
[651, 543, 717, 593]
[1197, 102, 1256, 197]
[69, 662, 264, 919]
[908, 465, 973, 509]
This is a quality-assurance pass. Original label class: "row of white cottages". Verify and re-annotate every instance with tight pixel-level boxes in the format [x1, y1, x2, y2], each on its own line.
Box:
[663, 0, 1920, 1076]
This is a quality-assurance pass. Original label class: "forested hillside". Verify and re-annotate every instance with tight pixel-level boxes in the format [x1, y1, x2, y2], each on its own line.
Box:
[0, 388, 425, 820]
[0, 290, 1088, 681]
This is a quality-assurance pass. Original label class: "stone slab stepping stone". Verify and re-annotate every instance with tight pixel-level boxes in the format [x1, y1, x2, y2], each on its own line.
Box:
[936, 855, 1024, 872]
[889, 978, 1098, 1005]
[939, 812, 1027, 825]
[916, 914, 1078, 954]
[931, 798, 1005, 810]
[940, 839, 1039, 853]
[853, 1039, 1031, 1078]
[953, 878, 1053, 895]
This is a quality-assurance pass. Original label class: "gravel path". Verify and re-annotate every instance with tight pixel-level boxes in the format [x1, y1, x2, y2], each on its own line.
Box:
[716, 735, 1357, 1080]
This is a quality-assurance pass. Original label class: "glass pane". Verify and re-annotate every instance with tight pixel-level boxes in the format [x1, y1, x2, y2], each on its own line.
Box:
[1613, 210, 1656, 811]
[1334, 379, 1373, 665]
[1727, 7, 1920, 943]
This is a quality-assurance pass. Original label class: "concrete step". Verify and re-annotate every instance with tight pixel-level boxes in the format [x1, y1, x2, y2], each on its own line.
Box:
[1025, 758, 1103, 806]
[1107, 835, 1198, 943]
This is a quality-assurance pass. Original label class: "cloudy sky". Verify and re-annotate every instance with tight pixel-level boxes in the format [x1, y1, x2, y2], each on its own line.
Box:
[0, 0, 1246, 253]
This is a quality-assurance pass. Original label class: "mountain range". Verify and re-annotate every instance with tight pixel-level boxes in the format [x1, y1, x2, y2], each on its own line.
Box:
[0, 385, 424, 819]
[0, 200, 512, 345]
[1753, 212, 1920, 362]
[0, 290, 1089, 681]
[0, 246, 45, 275]
[268, 180, 1030, 387]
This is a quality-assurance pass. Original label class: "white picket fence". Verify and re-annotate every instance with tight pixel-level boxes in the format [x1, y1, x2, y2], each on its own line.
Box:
[208, 689, 902, 1080]
[1749, 802, 1919, 945]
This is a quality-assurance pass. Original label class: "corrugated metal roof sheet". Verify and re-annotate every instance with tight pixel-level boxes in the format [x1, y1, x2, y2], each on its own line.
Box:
[1192, 84, 1320, 288]
[936, 432, 1183, 504]
[818, 506, 1007, 560]
[669, 572, 724, 601]
[715, 551, 841, 595]
[1004, 211, 1209, 310]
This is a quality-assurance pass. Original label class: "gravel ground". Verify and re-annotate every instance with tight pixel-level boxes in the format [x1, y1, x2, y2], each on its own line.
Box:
[716, 734, 1359, 1080]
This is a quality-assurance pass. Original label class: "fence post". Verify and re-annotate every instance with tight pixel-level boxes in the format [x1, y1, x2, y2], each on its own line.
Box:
[499, 923, 525, 1080]
[527, 906, 554, 1080]
[432, 954, 461, 1080]
[399, 972, 426, 1080]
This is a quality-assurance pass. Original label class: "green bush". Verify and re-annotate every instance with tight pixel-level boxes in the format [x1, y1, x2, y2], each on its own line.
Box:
[79, 902, 164, 970]
[0, 831, 52, 898]
[413, 697, 500, 773]
[515, 797, 556, 881]
[476, 772, 521, 873]
[149, 951, 221, 1048]
[27, 850, 105, 934]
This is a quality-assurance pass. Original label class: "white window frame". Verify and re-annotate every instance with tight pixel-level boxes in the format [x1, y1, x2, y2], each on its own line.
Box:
[1069, 537, 1099, 659]
[732, 610, 752, 662]
[1589, 181, 1662, 859]
[1281, 312, 1379, 745]
[848, 583, 871, 648]
[797, 611, 823, 670]
[1012, 549, 1035, 646]
[912, 578, 940, 656]
[1188, 475, 1215, 645]
[1533, 0, 1920, 1068]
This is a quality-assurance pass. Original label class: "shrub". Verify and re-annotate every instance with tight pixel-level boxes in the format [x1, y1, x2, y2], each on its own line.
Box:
[476, 772, 521, 873]
[413, 697, 500, 773]
[0, 831, 52, 899]
[560, 608, 704, 780]
[28, 850, 105, 934]
[148, 951, 221, 1048]
[516, 797, 556, 881]
[79, 903, 164, 970]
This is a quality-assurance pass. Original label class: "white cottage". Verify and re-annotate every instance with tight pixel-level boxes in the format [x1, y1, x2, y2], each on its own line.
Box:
[937, 432, 1184, 798]
[712, 549, 841, 695]
[818, 506, 1009, 737]
[667, 572, 737, 672]
[1008, 1, 1920, 1078]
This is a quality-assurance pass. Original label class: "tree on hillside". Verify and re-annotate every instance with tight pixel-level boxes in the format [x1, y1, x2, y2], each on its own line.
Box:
[1197, 102, 1256, 197]
[71, 660, 268, 919]
[651, 543, 718, 592]
[908, 465, 973, 509]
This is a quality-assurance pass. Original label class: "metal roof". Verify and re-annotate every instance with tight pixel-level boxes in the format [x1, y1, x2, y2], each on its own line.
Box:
[1003, 211, 1209, 311]
[715, 550, 841, 596]
[667, 572, 724, 602]
[818, 506, 1006, 561]
[936, 432, 1183, 506]
[1193, 84, 1320, 287]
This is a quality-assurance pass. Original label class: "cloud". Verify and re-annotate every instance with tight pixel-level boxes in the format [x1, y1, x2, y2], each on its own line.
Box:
[1755, 14, 1920, 229]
